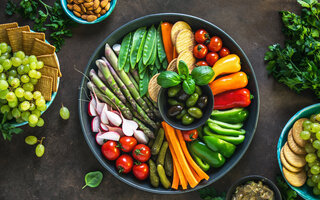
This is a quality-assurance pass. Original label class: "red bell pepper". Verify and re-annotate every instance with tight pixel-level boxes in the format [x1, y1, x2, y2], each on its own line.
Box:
[214, 88, 251, 110]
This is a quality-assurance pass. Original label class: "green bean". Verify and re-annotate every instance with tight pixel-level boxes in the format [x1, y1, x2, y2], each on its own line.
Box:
[143, 25, 157, 65]
[117, 32, 132, 70]
[157, 24, 167, 63]
[151, 128, 164, 155]
[157, 164, 171, 189]
[157, 141, 168, 165]
[130, 27, 147, 68]
[149, 160, 159, 187]
[164, 151, 173, 177]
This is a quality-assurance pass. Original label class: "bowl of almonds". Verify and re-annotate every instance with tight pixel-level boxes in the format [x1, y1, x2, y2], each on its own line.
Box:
[60, 0, 117, 24]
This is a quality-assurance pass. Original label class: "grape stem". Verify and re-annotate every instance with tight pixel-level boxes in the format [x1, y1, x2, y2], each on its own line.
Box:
[38, 137, 45, 144]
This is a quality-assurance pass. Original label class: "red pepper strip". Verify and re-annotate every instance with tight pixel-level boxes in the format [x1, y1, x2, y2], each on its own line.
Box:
[214, 88, 251, 110]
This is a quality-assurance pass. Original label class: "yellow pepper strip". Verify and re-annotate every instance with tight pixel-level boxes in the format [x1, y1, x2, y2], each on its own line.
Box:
[210, 54, 241, 82]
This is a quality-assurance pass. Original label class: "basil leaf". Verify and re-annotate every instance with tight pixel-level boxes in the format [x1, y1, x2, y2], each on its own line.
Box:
[178, 60, 189, 79]
[157, 71, 181, 88]
[183, 78, 195, 94]
[191, 66, 215, 85]
[82, 171, 103, 189]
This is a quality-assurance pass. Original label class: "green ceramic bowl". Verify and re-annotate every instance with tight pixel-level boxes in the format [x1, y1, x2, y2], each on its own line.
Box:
[277, 103, 320, 200]
[60, 0, 117, 24]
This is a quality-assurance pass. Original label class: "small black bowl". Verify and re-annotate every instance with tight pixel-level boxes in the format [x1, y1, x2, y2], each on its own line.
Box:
[158, 84, 214, 131]
[226, 175, 282, 200]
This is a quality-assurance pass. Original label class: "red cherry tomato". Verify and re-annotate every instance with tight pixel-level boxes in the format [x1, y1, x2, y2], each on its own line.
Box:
[116, 154, 133, 174]
[193, 44, 208, 59]
[206, 52, 219, 66]
[194, 29, 210, 44]
[133, 162, 149, 180]
[132, 144, 151, 162]
[208, 36, 223, 52]
[119, 136, 137, 152]
[195, 61, 209, 67]
[101, 141, 120, 161]
[182, 129, 199, 142]
[219, 47, 230, 57]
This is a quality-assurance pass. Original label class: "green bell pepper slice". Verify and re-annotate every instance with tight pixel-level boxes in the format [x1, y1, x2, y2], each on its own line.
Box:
[203, 126, 245, 145]
[207, 119, 243, 130]
[189, 146, 210, 171]
[211, 108, 249, 124]
[203, 135, 236, 158]
[207, 122, 246, 136]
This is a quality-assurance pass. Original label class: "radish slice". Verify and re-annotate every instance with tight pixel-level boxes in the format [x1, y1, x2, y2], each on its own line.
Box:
[106, 125, 124, 137]
[134, 130, 149, 144]
[122, 116, 138, 136]
[91, 116, 100, 133]
[100, 123, 109, 132]
[106, 110, 122, 127]
[92, 92, 105, 115]
[96, 131, 120, 144]
[88, 99, 97, 117]
[95, 131, 104, 145]
[100, 105, 109, 125]
[112, 44, 121, 55]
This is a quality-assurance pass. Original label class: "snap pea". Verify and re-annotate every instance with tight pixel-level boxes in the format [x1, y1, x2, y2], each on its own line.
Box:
[157, 164, 171, 189]
[139, 73, 150, 96]
[130, 27, 147, 68]
[118, 32, 132, 70]
[151, 128, 165, 155]
[207, 118, 243, 130]
[123, 51, 131, 72]
[186, 93, 199, 107]
[168, 85, 181, 97]
[147, 35, 157, 66]
[136, 29, 147, 64]
[188, 107, 203, 119]
[203, 126, 245, 145]
[143, 25, 157, 65]
[162, 59, 168, 69]
[182, 113, 194, 125]
[157, 141, 168, 165]
[149, 160, 159, 187]
[157, 24, 167, 63]
[155, 55, 161, 70]
[176, 109, 187, 120]
[164, 151, 173, 177]
[207, 122, 246, 136]
[138, 56, 145, 74]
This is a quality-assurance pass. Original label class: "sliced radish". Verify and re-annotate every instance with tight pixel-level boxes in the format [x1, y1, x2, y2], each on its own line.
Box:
[100, 123, 109, 132]
[95, 131, 104, 145]
[106, 110, 122, 127]
[88, 99, 97, 117]
[134, 130, 149, 144]
[92, 92, 105, 115]
[96, 131, 120, 144]
[100, 105, 109, 125]
[106, 125, 124, 137]
[122, 116, 138, 136]
[91, 116, 100, 133]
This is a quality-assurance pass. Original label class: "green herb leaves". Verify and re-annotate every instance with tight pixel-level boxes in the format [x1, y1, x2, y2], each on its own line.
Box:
[198, 186, 226, 200]
[265, 0, 320, 98]
[191, 66, 215, 85]
[82, 171, 103, 189]
[0, 113, 23, 141]
[157, 71, 181, 88]
[5, 0, 76, 51]
[276, 175, 297, 200]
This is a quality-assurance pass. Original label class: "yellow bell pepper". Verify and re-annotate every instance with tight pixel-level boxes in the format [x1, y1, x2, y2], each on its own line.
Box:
[210, 54, 241, 82]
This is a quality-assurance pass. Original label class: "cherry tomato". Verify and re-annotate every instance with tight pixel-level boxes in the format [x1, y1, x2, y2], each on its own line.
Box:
[132, 144, 151, 162]
[194, 29, 210, 44]
[206, 52, 219, 66]
[195, 61, 209, 67]
[193, 44, 208, 59]
[119, 136, 137, 152]
[219, 47, 230, 57]
[101, 141, 120, 161]
[208, 36, 223, 52]
[116, 154, 133, 174]
[182, 129, 199, 142]
[133, 162, 149, 180]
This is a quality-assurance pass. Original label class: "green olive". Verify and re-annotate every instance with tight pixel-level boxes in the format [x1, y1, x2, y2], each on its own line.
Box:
[167, 85, 181, 97]
[176, 109, 187, 120]
[195, 86, 202, 96]
[182, 113, 194, 125]
[168, 98, 183, 106]
[188, 107, 203, 119]
[186, 93, 199, 107]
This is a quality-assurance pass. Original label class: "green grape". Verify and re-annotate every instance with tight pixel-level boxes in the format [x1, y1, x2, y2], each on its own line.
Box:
[317, 150, 320, 158]
[15, 51, 25, 59]
[314, 140, 320, 150]
[0, 80, 9, 90]
[11, 57, 22, 67]
[2, 52, 10, 59]
[306, 153, 317, 163]
[36, 61, 44, 69]
[17, 65, 24, 75]
[6, 112, 13, 120]
[0, 89, 9, 99]
[36, 98, 46, 107]
[28, 69, 37, 78]
[300, 130, 311, 140]
[35, 144, 45, 157]
[0, 43, 8, 53]
[60, 105, 70, 120]
[2, 59, 12, 71]
[20, 101, 30, 111]
[8, 99, 18, 108]
[28, 55, 37, 63]
[16, 118, 24, 123]
[315, 113, 320, 122]
[309, 161, 319, 168]
[37, 104, 47, 112]
[23, 64, 30, 73]
[30, 62, 37, 70]
[0, 65, 3, 73]
[29, 103, 35, 111]
[314, 186, 320, 195]
[21, 75, 30, 83]
[7, 76, 14, 84]
[28, 114, 38, 124]
[1, 105, 10, 114]
[308, 178, 316, 187]
[28, 121, 36, 127]
[311, 165, 320, 175]
[21, 111, 30, 121]
[311, 114, 318, 123]
[6, 46, 11, 54]
[0, 56, 5, 64]
[37, 118, 44, 127]
[33, 91, 41, 99]
[12, 108, 21, 118]
[25, 135, 37, 145]
[34, 71, 41, 79]
[311, 123, 320, 133]
[23, 83, 34, 92]
[6, 92, 16, 102]
[32, 109, 41, 117]
[8, 69, 17, 77]
[0, 73, 6, 81]
[14, 87, 24, 98]
[22, 57, 29, 65]
[10, 78, 20, 88]
[30, 78, 38, 85]
[24, 91, 33, 100]
[0, 99, 7, 104]
[316, 132, 320, 141]
[313, 174, 320, 183]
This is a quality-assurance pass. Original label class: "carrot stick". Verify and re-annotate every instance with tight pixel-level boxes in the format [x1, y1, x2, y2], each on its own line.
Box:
[173, 47, 178, 59]
[162, 122, 198, 188]
[189, 163, 202, 182]
[161, 22, 174, 63]
[176, 129, 210, 180]
[171, 161, 179, 189]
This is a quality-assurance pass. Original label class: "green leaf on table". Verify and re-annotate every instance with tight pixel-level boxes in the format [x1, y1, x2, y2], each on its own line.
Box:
[82, 171, 103, 189]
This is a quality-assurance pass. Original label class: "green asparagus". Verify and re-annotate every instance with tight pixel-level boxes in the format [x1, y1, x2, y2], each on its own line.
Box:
[87, 82, 116, 109]
[133, 117, 155, 139]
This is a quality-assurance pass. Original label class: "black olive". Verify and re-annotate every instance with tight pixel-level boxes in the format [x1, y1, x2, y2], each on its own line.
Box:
[167, 105, 184, 117]
[197, 96, 208, 109]
[177, 90, 189, 101]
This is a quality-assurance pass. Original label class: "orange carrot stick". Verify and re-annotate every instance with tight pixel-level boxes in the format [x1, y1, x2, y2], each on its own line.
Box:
[161, 22, 174, 63]
[173, 47, 178, 59]
[171, 161, 179, 189]
[189, 164, 202, 182]
[176, 129, 210, 180]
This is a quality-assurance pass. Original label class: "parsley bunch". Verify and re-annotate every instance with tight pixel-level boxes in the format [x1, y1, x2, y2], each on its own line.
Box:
[265, 0, 320, 98]
[276, 175, 298, 200]
[198, 187, 226, 200]
[5, 0, 76, 51]
[0, 113, 23, 141]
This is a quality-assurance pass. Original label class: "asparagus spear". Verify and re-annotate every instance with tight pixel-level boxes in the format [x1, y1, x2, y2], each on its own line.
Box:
[105, 43, 155, 119]
[130, 68, 140, 83]
[87, 82, 116, 109]
[89, 69, 133, 119]
[133, 117, 155, 139]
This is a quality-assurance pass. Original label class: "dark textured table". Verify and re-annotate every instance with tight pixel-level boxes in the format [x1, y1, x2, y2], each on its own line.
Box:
[0, 0, 317, 199]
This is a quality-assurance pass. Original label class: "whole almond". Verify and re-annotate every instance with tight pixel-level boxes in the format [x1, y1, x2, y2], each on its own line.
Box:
[85, 0, 92, 2]
[100, 9, 107, 15]
[84, 2, 94, 7]
[78, 0, 84, 3]
[67, 0, 73, 3]
[96, 13, 101, 18]
[73, 4, 81, 12]
[67, 4, 73, 10]
[87, 15, 97, 22]
[80, 4, 86, 12]
[81, 15, 88, 20]
[87, 10, 94, 15]
[106, 2, 110, 11]
[73, 11, 81, 17]
[93, 0, 100, 9]
[74, 0, 79, 4]
[94, 6, 101, 14]
[100, 0, 108, 8]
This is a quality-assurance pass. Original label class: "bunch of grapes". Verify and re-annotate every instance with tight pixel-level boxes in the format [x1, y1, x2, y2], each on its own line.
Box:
[0, 42, 46, 127]
[300, 113, 320, 195]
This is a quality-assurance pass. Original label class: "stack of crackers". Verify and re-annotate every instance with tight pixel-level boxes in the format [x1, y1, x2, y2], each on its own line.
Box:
[280, 118, 308, 187]
[0, 22, 62, 101]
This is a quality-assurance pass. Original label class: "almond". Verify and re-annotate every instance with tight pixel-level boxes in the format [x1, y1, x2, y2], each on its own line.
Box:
[81, 15, 88, 20]
[73, 4, 81, 13]
[73, 11, 81, 17]
[100, 9, 107, 15]
[87, 10, 94, 15]
[87, 6, 93, 11]
[87, 15, 97, 22]
[67, 4, 73, 10]
[94, 6, 101, 14]
[85, 0, 93, 2]
[106, 2, 110, 11]
[67, 0, 73, 3]
[84, 2, 94, 7]
[93, 0, 100, 9]
[78, 0, 84, 3]
[80, 4, 87, 12]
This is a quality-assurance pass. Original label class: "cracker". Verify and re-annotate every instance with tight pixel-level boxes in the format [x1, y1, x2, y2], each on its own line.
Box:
[37, 54, 62, 77]
[171, 21, 191, 46]
[288, 128, 306, 155]
[6, 25, 30, 52]
[22, 31, 45, 55]
[167, 58, 178, 72]
[148, 73, 161, 102]
[34, 75, 53, 101]
[280, 147, 302, 173]
[175, 29, 195, 54]
[283, 167, 306, 187]
[177, 50, 196, 72]
[283, 142, 306, 168]
[39, 66, 58, 92]
[31, 38, 55, 56]
[292, 118, 308, 147]
[0, 22, 18, 44]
